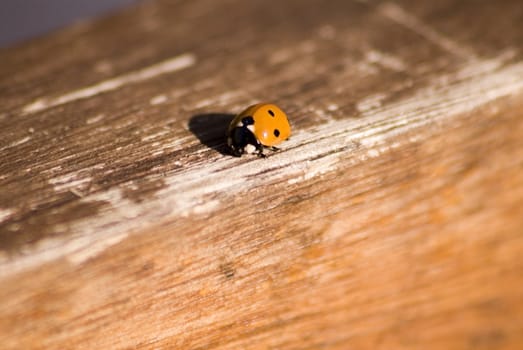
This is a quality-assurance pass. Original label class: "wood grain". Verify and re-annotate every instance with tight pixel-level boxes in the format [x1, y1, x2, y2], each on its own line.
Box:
[1, 0, 523, 348]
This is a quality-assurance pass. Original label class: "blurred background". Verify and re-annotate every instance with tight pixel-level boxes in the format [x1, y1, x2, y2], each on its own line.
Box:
[0, 0, 140, 48]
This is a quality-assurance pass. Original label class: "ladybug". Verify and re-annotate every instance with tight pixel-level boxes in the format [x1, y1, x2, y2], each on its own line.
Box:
[227, 103, 291, 157]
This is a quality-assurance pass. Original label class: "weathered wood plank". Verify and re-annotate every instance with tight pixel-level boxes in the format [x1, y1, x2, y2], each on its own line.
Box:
[1, 0, 523, 348]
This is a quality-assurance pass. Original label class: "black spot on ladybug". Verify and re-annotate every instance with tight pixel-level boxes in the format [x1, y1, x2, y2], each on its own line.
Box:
[268, 109, 275, 117]
[274, 129, 280, 137]
[242, 116, 254, 125]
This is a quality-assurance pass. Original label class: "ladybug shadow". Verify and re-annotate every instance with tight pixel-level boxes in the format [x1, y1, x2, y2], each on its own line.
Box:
[188, 113, 235, 155]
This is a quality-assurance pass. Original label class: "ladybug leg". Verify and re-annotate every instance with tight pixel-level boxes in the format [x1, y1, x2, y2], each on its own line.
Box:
[269, 146, 280, 152]
[231, 147, 243, 157]
[227, 136, 242, 157]
[255, 143, 267, 158]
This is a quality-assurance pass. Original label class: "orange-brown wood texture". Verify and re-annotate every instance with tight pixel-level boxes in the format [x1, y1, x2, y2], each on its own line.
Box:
[1, 0, 523, 348]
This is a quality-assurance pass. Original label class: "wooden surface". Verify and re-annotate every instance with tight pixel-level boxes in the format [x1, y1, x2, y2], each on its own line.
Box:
[1, 0, 523, 348]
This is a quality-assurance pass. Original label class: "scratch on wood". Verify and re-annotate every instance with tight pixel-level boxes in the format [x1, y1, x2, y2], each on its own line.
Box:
[67, 231, 129, 265]
[378, 2, 476, 60]
[149, 94, 168, 105]
[49, 173, 92, 193]
[452, 49, 517, 81]
[141, 129, 171, 142]
[21, 53, 196, 115]
[327, 104, 339, 112]
[188, 200, 221, 216]
[0, 136, 32, 152]
[193, 91, 243, 109]
[366, 50, 406, 72]
[86, 114, 105, 125]
[0, 209, 14, 224]
[287, 156, 340, 185]
[356, 93, 388, 113]
[69, 189, 85, 198]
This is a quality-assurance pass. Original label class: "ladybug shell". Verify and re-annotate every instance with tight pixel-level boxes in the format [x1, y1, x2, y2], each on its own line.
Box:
[230, 103, 291, 147]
